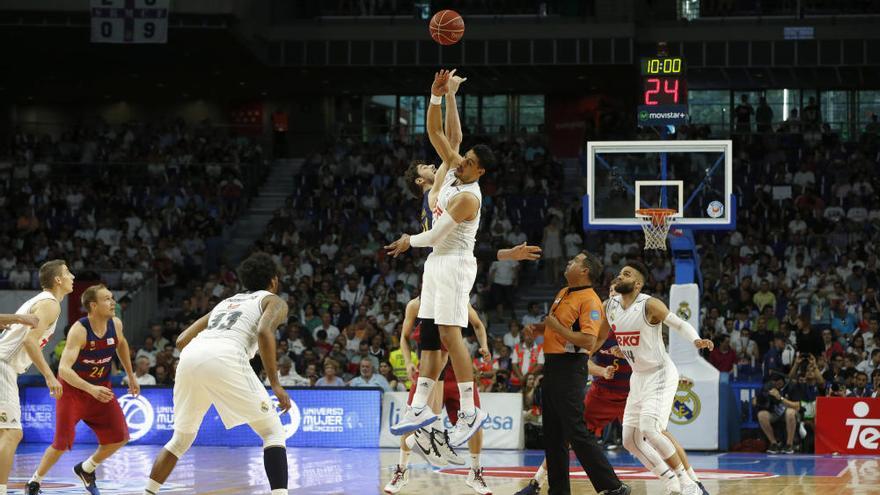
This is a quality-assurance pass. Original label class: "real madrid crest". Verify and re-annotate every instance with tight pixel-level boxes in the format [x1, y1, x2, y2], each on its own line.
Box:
[676, 302, 692, 321]
[670, 381, 701, 425]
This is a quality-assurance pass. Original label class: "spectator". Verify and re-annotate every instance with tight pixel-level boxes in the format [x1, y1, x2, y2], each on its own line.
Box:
[521, 302, 544, 328]
[503, 321, 522, 349]
[753, 281, 777, 313]
[709, 335, 737, 372]
[136, 336, 159, 367]
[731, 328, 759, 362]
[848, 372, 871, 397]
[378, 361, 406, 392]
[267, 356, 310, 387]
[734, 94, 753, 133]
[755, 96, 774, 133]
[315, 359, 345, 387]
[154, 365, 172, 386]
[857, 349, 880, 376]
[474, 350, 497, 392]
[123, 356, 157, 386]
[488, 257, 519, 317]
[348, 358, 391, 391]
[763, 335, 787, 377]
[510, 331, 544, 391]
[755, 374, 799, 454]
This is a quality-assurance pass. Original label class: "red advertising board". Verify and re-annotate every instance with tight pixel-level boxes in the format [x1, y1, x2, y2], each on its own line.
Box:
[815, 397, 880, 454]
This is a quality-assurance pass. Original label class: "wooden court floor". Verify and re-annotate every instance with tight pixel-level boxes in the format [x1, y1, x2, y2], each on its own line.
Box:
[7, 444, 878, 494]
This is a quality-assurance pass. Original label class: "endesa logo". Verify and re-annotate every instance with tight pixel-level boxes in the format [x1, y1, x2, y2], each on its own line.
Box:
[846, 401, 880, 450]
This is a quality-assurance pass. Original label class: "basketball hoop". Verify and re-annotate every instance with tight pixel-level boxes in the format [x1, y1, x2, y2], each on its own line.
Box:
[636, 208, 677, 250]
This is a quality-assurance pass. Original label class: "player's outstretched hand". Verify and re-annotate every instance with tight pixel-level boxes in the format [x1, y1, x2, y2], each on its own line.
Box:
[384, 234, 411, 258]
[90, 385, 114, 403]
[431, 69, 451, 96]
[128, 377, 141, 397]
[47, 375, 63, 399]
[447, 69, 467, 95]
[694, 338, 714, 351]
[273, 385, 292, 413]
[509, 242, 542, 261]
[16, 314, 39, 328]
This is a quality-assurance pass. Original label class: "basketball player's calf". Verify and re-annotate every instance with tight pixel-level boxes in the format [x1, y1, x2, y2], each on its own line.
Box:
[623, 415, 697, 495]
[438, 325, 487, 446]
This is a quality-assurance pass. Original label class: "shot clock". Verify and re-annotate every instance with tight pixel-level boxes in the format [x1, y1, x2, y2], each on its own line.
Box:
[637, 56, 689, 126]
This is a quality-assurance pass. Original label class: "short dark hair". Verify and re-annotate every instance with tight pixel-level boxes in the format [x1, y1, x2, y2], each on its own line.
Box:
[237, 252, 278, 291]
[471, 144, 497, 174]
[580, 251, 604, 284]
[403, 160, 427, 198]
[39, 259, 67, 289]
[81, 284, 107, 312]
[625, 260, 652, 286]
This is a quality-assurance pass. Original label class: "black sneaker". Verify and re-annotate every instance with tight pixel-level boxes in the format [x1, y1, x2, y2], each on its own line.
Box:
[782, 444, 795, 454]
[73, 462, 100, 495]
[24, 481, 41, 495]
[513, 479, 540, 495]
[600, 483, 632, 495]
[766, 442, 781, 454]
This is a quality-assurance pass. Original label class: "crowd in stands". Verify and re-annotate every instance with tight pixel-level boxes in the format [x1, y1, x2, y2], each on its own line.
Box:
[0, 120, 266, 295]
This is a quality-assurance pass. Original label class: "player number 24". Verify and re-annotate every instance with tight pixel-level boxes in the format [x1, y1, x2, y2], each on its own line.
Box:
[208, 311, 243, 330]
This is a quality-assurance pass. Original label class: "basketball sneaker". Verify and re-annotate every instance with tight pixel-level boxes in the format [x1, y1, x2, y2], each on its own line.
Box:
[696, 481, 710, 495]
[436, 429, 466, 465]
[766, 442, 781, 454]
[25, 481, 41, 495]
[513, 479, 540, 495]
[448, 408, 488, 447]
[410, 428, 447, 467]
[465, 467, 492, 495]
[73, 462, 100, 495]
[599, 483, 632, 495]
[390, 406, 438, 435]
[384, 465, 410, 494]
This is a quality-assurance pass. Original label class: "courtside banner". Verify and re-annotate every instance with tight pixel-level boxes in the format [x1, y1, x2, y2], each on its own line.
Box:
[815, 397, 880, 454]
[380, 392, 523, 449]
[21, 387, 381, 448]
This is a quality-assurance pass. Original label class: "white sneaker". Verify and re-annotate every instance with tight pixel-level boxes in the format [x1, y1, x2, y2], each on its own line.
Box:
[384, 465, 410, 494]
[411, 428, 447, 467]
[391, 406, 439, 435]
[680, 481, 699, 495]
[662, 475, 682, 495]
[465, 467, 493, 494]
[448, 408, 488, 447]
[434, 428, 466, 465]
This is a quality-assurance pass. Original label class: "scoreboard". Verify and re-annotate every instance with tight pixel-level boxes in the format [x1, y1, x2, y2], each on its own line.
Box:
[637, 56, 689, 126]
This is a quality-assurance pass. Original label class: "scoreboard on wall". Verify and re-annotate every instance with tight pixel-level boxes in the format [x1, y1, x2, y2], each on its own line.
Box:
[90, 0, 169, 44]
[637, 56, 689, 126]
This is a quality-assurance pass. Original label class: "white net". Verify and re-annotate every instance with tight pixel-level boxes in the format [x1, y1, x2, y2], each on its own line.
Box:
[636, 209, 676, 250]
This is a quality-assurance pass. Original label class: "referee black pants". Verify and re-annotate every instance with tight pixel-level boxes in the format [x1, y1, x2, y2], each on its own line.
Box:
[542, 353, 621, 495]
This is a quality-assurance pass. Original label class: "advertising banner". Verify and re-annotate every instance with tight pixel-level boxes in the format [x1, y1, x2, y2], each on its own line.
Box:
[22, 387, 381, 448]
[815, 397, 880, 454]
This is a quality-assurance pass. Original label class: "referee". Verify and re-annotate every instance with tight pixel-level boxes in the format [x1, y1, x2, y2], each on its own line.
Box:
[526, 251, 629, 495]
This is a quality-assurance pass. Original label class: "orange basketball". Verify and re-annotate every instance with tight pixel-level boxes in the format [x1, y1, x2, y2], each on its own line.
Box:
[429, 10, 465, 45]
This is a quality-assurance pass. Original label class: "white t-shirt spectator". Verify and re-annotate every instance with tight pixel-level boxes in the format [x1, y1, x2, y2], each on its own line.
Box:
[847, 207, 868, 223]
[788, 218, 807, 234]
[489, 260, 518, 286]
[136, 348, 158, 367]
[8, 268, 30, 289]
[123, 373, 156, 386]
[792, 170, 815, 191]
[824, 206, 845, 222]
[313, 324, 340, 343]
[563, 232, 583, 257]
[506, 230, 527, 246]
[503, 332, 521, 349]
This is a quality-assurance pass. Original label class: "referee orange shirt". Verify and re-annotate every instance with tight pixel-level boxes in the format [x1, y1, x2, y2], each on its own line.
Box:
[544, 286, 604, 354]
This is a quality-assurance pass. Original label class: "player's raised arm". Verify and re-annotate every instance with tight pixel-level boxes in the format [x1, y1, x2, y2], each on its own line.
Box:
[645, 297, 714, 351]
[385, 191, 480, 256]
[427, 70, 464, 167]
[428, 70, 467, 209]
[497, 242, 542, 261]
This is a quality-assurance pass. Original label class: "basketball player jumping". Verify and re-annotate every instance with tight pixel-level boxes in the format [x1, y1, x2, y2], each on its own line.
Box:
[386, 68, 497, 447]
[0, 260, 71, 495]
[28, 284, 138, 495]
[602, 262, 713, 495]
[142, 253, 291, 495]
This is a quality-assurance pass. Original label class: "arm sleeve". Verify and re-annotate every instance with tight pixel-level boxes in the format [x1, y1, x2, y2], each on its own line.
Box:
[409, 212, 459, 248]
[664, 312, 701, 342]
[576, 296, 602, 337]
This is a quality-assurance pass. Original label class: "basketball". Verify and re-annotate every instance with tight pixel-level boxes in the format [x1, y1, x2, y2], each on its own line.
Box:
[429, 10, 464, 45]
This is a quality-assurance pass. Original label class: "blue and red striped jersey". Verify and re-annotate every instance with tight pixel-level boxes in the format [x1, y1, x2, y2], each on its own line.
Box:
[71, 317, 118, 386]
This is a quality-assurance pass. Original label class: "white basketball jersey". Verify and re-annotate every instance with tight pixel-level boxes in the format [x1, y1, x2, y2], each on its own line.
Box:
[0, 291, 60, 374]
[432, 171, 482, 255]
[195, 290, 273, 358]
[606, 293, 670, 373]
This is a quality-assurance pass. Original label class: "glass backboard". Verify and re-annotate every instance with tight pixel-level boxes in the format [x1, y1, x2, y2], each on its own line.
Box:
[584, 140, 735, 231]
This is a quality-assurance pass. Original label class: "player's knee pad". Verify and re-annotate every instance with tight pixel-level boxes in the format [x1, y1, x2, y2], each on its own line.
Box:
[640, 418, 675, 459]
[164, 431, 196, 458]
[251, 416, 286, 448]
[420, 319, 441, 351]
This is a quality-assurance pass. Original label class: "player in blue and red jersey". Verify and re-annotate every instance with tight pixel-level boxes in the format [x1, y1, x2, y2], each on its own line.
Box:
[27, 284, 138, 495]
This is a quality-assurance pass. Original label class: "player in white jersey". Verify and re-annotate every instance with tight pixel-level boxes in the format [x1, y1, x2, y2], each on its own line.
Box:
[386, 69, 497, 448]
[604, 262, 713, 495]
[0, 259, 73, 495]
[143, 253, 291, 495]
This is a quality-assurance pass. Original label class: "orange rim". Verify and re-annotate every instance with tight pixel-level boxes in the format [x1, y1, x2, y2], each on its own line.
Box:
[636, 208, 677, 226]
